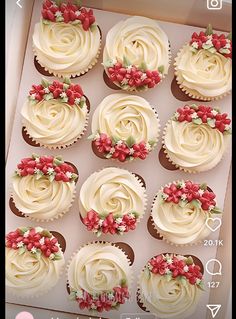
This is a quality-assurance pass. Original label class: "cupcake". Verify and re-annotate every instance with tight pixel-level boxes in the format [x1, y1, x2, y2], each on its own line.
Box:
[21, 78, 89, 149]
[162, 104, 231, 173]
[6, 226, 65, 297]
[103, 16, 170, 91]
[89, 93, 160, 162]
[79, 167, 147, 236]
[67, 242, 132, 312]
[33, 0, 101, 78]
[11, 154, 78, 221]
[151, 180, 222, 245]
[175, 24, 232, 100]
[138, 253, 204, 319]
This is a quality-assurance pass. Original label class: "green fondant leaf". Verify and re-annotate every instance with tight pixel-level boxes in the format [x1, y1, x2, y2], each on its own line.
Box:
[191, 199, 201, 209]
[71, 173, 78, 181]
[90, 24, 97, 32]
[208, 47, 217, 53]
[192, 118, 202, 125]
[190, 47, 198, 53]
[18, 227, 30, 234]
[105, 153, 113, 159]
[165, 274, 172, 282]
[190, 104, 198, 110]
[219, 48, 230, 54]
[103, 59, 115, 68]
[71, 20, 80, 25]
[53, 158, 63, 166]
[197, 280, 205, 291]
[158, 65, 164, 73]
[32, 153, 39, 160]
[206, 24, 213, 35]
[202, 43, 213, 50]
[42, 19, 50, 25]
[55, 0, 63, 6]
[120, 278, 127, 287]
[179, 200, 187, 208]
[207, 118, 216, 128]
[179, 276, 187, 286]
[69, 290, 77, 300]
[123, 55, 132, 67]
[41, 78, 50, 88]
[144, 267, 151, 279]
[56, 16, 64, 22]
[44, 93, 53, 101]
[53, 253, 62, 260]
[112, 135, 120, 144]
[49, 174, 55, 182]
[18, 247, 26, 255]
[148, 139, 156, 147]
[227, 32, 232, 40]
[211, 206, 223, 214]
[63, 83, 69, 90]
[126, 136, 136, 147]
[139, 61, 148, 72]
[88, 133, 96, 140]
[185, 256, 194, 265]
[63, 77, 71, 85]
[200, 183, 207, 190]
[75, 0, 82, 6]
[40, 230, 52, 238]
[96, 230, 102, 237]
[79, 99, 85, 108]
[35, 173, 43, 180]
[223, 128, 232, 135]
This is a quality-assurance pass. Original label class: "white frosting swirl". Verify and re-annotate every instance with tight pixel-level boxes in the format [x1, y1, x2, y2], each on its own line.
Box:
[79, 167, 146, 218]
[103, 16, 170, 73]
[91, 93, 160, 144]
[175, 44, 232, 99]
[139, 265, 202, 319]
[68, 243, 131, 295]
[12, 175, 75, 220]
[163, 120, 229, 172]
[152, 192, 213, 245]
[6, 227, 65, 297]
[21, 99, 88, 148]
[33, 19, 101, 77]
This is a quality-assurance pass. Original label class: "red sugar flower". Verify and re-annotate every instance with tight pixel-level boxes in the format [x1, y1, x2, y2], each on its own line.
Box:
[199, 190, 216, 210]
[143, 70, 161, 88]
[113, 286, 129, 304]
[82, 210, 100, 231]
[29, 84, 45, 101]
[150, 255, 168, 275]
[108, 63, 127, 82]
[177, 105, 195, 122]
[77, 291, 93, 310]
[112, 143, 130, 162]
[132, 142, 148, 160]
[163, 183, 182, 204]
[94, 133, 112, 153]
[121, 215, 137, 232]
[102, 213, 118, 234]
[197, 105, 214, 123]
[184, 264, 203, 285]
[182, 181, 200, 201]
[95, 295, 113, 312]
[40, 236, 59, 257]
[215, 113, 231, 132]
[169, 257, 186, 278]
[77, 8, 95, 31]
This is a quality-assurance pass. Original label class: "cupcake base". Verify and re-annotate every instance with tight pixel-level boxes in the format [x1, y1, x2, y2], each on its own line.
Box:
[158, 147, 178, 171]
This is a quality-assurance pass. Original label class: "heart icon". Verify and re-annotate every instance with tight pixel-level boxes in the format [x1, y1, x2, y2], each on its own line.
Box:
[205, 217, 222, 232]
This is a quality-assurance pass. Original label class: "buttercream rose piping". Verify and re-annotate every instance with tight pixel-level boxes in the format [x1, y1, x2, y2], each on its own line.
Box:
[41, 0, 96, 31]
[28, 78, 86, 108]
[160, 181, 222, 213]
[5, 227, 62, 261]
[14, 154, 78, 183]
[69, 279, 129, 311]
[146, 254, 204, 289]
[82, 210, 139, 236]
[103, 57, 163, 90]
[190, 24, 232, 58]
[173, 104, 231, 133]
[89, 132, 155, 162]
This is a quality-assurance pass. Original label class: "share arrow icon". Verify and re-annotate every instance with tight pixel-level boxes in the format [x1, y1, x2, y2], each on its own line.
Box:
[206, 304, 221, 318]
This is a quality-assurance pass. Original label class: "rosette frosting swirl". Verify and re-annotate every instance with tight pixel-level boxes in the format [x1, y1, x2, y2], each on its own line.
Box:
[68, 243, 131, 295]
[175, 45, 232, 99]
[6, 227, 65, 297]
[139, 264, 202, 318]
[103, 16, 170, 73]
[163, 120, 229, 172]
[91, 93, 160, 144]
[12, 175, 75, 220]
[21, 99, 88, 148]
[79, 167, 146, 218]
[152, 192, 212, 245]
[33, 19, 101, 77]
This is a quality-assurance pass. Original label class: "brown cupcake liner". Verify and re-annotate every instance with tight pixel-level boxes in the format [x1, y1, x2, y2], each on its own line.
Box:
[78, 167, 147, 234]
[33, 25, 102, 79]
[66, 241, 134, 302]
[174, 44, 231, 101]
[91, 106, 161, 163]
[103, 42, 172, 92]
[150, 180, 218, 246]
[6, 227, 65, 299]
[162, 119, 230, 173]
[22, 97, 90, 150]
[136, 252, 204, 313]
[9, 161, 79, 222]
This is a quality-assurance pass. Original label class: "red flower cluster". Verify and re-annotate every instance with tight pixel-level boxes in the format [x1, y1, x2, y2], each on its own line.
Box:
[76, 286, 129, 311]
[149, 254, 203, 286]
[5, 228, 59, 259]
[93, 133, 150, 162]
[16, 155, 76, 182]
[190, 31, 232, 58]
[107, 63, 161, 89]
[162, 181, 217, 211]
[29, 80, 84, 105]
[82, 210, 137, 235]
[175, 105, 231, 133]
[41, 0, 95, 31]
